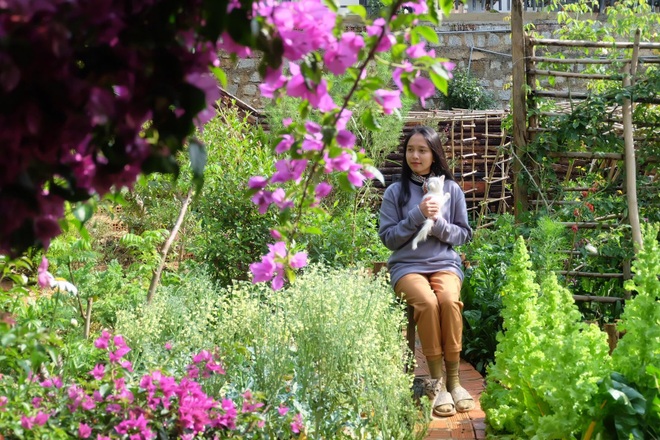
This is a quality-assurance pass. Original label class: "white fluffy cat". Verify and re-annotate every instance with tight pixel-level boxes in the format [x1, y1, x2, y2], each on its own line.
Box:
[411, 175, 451, 250]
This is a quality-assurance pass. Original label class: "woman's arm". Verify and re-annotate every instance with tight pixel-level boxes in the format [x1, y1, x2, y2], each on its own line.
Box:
[430, 183, 473, 246]
[378, 185, 426, 251]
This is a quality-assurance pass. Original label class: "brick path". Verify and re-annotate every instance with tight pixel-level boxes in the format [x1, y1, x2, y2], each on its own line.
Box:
[412, 338, 487, 439]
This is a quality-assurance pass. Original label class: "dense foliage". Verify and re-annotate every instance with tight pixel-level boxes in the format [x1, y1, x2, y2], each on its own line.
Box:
[440, 68, 498, 110]
[481, 225, 660, 439]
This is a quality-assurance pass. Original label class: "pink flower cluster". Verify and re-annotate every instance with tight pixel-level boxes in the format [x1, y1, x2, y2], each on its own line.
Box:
[0, 0, 220, 256]
[7, 332, 304, 438]
[249, 241, 308, 290]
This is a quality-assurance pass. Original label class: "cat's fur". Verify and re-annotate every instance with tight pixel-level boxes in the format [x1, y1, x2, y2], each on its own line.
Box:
[411, 175, 451, 250]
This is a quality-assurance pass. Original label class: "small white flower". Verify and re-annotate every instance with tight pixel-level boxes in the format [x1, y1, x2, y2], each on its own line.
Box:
[585, 244, 599, 256]
[70, 318, 78, 327]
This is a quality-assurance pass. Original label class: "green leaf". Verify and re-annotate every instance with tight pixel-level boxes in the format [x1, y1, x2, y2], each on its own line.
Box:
[211, 67, 228, 88]
[73, 203, 94, 223]
[429, 70, 449, 95]
[361, 109, 381, 131]
[347, 5, 367, 19]
[364, 165, 384, 185]
[413, 25, 439, 44]
[391, 43, 408, 60]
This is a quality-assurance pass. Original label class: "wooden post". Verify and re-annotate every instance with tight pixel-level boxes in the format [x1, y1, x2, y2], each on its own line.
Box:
[511, 0, 529, 221]
[622, 29, 643, 251]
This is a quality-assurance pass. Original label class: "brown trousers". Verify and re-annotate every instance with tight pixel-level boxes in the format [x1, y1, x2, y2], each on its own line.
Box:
[394, 271, 463, 360]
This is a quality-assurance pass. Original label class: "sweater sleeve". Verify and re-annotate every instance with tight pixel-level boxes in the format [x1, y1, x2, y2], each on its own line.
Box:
[378, 184, 426, 251]
[430, 182, 472, 246]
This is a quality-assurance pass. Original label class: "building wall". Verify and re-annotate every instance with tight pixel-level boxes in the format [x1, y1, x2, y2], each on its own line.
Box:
[219, 13, 568, 112]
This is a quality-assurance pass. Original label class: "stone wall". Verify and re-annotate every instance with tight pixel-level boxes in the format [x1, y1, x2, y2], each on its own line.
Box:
[219, 13, 568, 112]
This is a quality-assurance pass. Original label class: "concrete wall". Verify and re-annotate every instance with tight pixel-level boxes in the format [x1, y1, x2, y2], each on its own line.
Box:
[219, 13, 565, 112]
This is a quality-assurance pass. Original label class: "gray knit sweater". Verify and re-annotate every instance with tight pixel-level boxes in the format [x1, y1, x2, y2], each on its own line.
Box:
[378, 178, 473, 287]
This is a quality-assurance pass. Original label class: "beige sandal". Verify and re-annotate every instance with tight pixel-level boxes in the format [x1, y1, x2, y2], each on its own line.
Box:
[450, 386, 475, 412]
[423, 378, 456, 417]
[432, 389, 456, 417]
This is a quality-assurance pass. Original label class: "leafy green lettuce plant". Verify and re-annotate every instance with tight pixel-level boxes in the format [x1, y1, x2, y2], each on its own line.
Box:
[597, 223, 660, 438]
[613, 224, 660, 392]
[482, 236, 611, 439]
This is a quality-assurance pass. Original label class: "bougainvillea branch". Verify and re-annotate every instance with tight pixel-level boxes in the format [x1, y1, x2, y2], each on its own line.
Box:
[0, 0, 456, 290]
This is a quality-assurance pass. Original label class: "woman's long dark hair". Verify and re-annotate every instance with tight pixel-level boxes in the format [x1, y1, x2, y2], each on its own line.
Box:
[397, 125, 454, 208]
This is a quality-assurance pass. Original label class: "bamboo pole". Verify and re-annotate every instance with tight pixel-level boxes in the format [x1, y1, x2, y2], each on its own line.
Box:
[558, 222, 618, 229]
[548, 152, 624, 160]
[623, 30, 643, 250]
[528, 69, 623, 80]
[530, 56, 634, 64]
[528, 37, 660, 49]
[572, 294, 624, 302]
[562, 271, 625, 278]
[511, 0, 528, 220]
[532, 90, 590, 99]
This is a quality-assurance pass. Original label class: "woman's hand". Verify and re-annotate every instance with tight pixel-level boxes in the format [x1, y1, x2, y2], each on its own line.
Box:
[419, 197, 440, 218]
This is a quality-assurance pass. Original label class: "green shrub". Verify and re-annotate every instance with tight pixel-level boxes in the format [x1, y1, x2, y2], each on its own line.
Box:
[442, 69, 498, 110]
[191, 107, 278, 287]
[115, 264, 426, 439]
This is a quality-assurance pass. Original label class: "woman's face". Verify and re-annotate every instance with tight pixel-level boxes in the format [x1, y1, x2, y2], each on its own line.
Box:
[405, 133, 434, 176]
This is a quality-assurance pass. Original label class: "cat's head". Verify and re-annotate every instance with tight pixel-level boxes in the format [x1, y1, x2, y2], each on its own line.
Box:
[426, 175, 445, 193]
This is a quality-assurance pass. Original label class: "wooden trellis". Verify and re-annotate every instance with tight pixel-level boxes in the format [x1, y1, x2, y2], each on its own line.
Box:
[510, 0, 660, 304]
[377, 110, 512, 226]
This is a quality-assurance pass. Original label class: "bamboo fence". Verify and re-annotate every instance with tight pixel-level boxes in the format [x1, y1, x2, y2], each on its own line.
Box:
[511, 0, 660, 304]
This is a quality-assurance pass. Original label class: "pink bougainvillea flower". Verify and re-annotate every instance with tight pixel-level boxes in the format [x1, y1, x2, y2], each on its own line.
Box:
[250, 255, 277, 283]
[324, 151, 353, 173]
[335, 108, 352, 131]
[271, 188, 294, 211]
[33, 412, 49, 426]
[164, 341, 173, 350]
[109, 345, 131, 362]
[286, 64, 336, 112]
[78, 422, 92, 438]
[21, 415, 34, 430]
[271, 271, 286, 290]
[366, 18, 395, 52]
[314, 181, 332, 199]
[336, 129, 355, 148]
[291, 413, 304, 433]
[90, 364, 105, 380]
[269, 242, 287, 259]
[252, 190, 274, 215]
[373, 89, 402, 115]
[270, 159, 308, 184]
[193, 350, 212, 364]
[289, 252, 308, 269]
[323, 32, 364, 75]
[94, 330, 111, 349]
[410, 76, 435, 107]
[275, 134, 295, 154]
[393, 61, 414, 90]
[278, 405, 290, 416]
[259, 66, 287, 98]
[37, 257, 50, 287]
[218, 32, 252, 57]
[347, 163, 367, 187]
[401, 0, 428, 14]
[406, 42, 430, 59]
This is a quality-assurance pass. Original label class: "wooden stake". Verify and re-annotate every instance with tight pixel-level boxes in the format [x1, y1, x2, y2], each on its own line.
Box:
[511, 0, 528, 220]
[623, 29, 643, 251]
